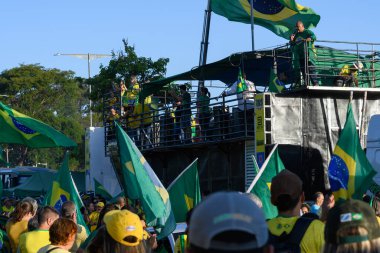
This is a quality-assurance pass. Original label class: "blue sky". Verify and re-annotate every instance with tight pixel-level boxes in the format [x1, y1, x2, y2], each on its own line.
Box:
[1, 1, 380, 83]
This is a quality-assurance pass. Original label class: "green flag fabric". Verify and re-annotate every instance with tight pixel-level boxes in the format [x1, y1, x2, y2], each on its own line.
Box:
[210, 0, 320, 39]
[94, 178, 113, 200]
[268, 68, 285, 93]
[236, 68, 247, 93]
[116, 123, 176, 239]
[44, 152, 89, 234]
[0, 102, 77, 148]
[328, 103, 376, 202]
[0, 146, 5, 164]
[247, 144, 285, 219]
[168, 159, 201, 223]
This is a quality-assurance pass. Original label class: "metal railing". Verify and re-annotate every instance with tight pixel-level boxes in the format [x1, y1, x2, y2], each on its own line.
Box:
[103, 91, 255, 154]
[270, 40, 380, 88]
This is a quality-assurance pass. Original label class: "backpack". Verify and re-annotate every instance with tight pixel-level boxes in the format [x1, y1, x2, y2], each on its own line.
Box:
[268, 217, 315, 253]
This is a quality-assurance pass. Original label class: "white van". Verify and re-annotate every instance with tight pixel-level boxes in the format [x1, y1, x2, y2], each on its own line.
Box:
[367, 114, 380, 185]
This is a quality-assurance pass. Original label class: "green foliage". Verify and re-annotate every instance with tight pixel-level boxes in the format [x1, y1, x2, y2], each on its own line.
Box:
[0, 64, 86, 169]
[89, 39, 169, 112]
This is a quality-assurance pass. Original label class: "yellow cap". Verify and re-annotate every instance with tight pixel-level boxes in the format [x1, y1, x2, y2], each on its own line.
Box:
[103, 210, 143, 247]
[97, 202, 105, 208]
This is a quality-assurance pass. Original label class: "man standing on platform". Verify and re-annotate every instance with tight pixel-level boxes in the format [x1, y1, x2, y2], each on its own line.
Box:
[290, 20, 318, 87]
[170, 85, 192, 143]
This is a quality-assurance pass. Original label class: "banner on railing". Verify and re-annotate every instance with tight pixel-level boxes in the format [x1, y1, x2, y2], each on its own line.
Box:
[255, 94, 265, 167]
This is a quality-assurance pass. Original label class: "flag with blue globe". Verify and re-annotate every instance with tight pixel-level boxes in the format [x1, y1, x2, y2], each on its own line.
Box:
[44, 152, 89, 234]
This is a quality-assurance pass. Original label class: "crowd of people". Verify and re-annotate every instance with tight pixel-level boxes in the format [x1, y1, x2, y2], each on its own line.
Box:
[0, 169, 379, 252]
[104, 73, 258, 149]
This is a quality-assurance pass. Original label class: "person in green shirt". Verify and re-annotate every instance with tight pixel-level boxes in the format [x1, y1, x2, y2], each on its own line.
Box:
[290, 20, 318, 87]
[197, 87, 211, 140]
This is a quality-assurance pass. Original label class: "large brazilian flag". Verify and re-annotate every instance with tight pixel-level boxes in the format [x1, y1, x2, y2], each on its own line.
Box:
[0, 102, 77, 148]
[328, 104, 376, 202]
[44, 152, 89, 234]
[116, 123, 176, 239]
[211, 0, 320, 39]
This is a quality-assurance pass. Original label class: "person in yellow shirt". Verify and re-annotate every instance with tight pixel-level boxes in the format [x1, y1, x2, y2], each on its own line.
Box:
[60, 201, 88, 252]
[134, 95, 154, 149]
[125, 107, 141, 146]
[6, 201, 35, 253]
[88, 202, 104, 232]
[335, 61, 363, 87]
[267, 170, 325, 253]
[2, 198, 15, 217]
[18, 206, 60, 253]
[37, 218, 77, 253]
[125, 75, 140, 105]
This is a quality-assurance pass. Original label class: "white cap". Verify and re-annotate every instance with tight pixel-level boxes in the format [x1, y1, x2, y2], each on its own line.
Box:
[188, 191, 268, 251]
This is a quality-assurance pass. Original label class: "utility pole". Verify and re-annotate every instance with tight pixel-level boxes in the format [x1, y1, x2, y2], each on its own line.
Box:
[54, 53, 112, 127]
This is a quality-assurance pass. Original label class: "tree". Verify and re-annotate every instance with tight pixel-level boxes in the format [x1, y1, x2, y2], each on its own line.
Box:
[0, 64, 87, 169]
[89, 39, 169, 115]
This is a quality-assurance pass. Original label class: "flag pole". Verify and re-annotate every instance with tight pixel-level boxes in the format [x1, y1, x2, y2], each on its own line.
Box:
[197, 0, 212, 93]
[246, 143, 279, 193]
[250, 0, 255, 51]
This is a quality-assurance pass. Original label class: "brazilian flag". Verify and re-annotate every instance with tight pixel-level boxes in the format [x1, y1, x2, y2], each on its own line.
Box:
[328, 104, 376, 202]
[247, 144, 285, 219]
[94, 178, 113, 200]
[0, 102, 76, 148]
[116, 123, 176, 239]
[168, 159, 201, 223]
[44, 152, 89, 234]
[211, 0, 320, 39]
[268, 68, 285, 93]
[236, 68, 247, 93]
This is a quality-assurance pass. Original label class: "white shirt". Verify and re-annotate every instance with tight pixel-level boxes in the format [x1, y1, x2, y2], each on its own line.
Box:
[225, 79, 256, 110]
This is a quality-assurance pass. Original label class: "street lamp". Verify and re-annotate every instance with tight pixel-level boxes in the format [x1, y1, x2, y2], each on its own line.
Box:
[54, 53, 112, 127]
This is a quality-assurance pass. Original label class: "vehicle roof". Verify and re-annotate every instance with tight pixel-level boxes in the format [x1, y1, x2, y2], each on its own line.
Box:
[0, 166, 56, 175]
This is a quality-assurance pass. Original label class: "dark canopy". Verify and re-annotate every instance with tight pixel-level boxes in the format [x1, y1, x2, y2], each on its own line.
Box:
[140, 48, 292, 99]
[140, 45, 380, 99]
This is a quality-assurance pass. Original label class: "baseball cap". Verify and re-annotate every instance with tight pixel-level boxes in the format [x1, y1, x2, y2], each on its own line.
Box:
[325, 199, 380, 244]
[103, 210, 143, 247]
[270, 170, 303, 206]
[188, 191, 268, 251]
[97, 202, 105, 208]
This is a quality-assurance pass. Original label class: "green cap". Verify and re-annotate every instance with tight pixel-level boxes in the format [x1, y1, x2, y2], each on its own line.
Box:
[325, 199, 380, 244]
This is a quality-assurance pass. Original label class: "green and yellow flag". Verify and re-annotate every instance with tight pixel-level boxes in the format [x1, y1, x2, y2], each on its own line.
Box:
[116, 123, 176, 239]
[94, 178, 113, 200]
[247, 144, 285, 219]
[44, 152, 89, 233]
[236, 68, 247, 93]
[211, 0, 320, 39]
[268, 68, 285, 93]
[328, 104, 376, 202]
[0, 102, 76, 148]
[168, 159, 201, 223]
